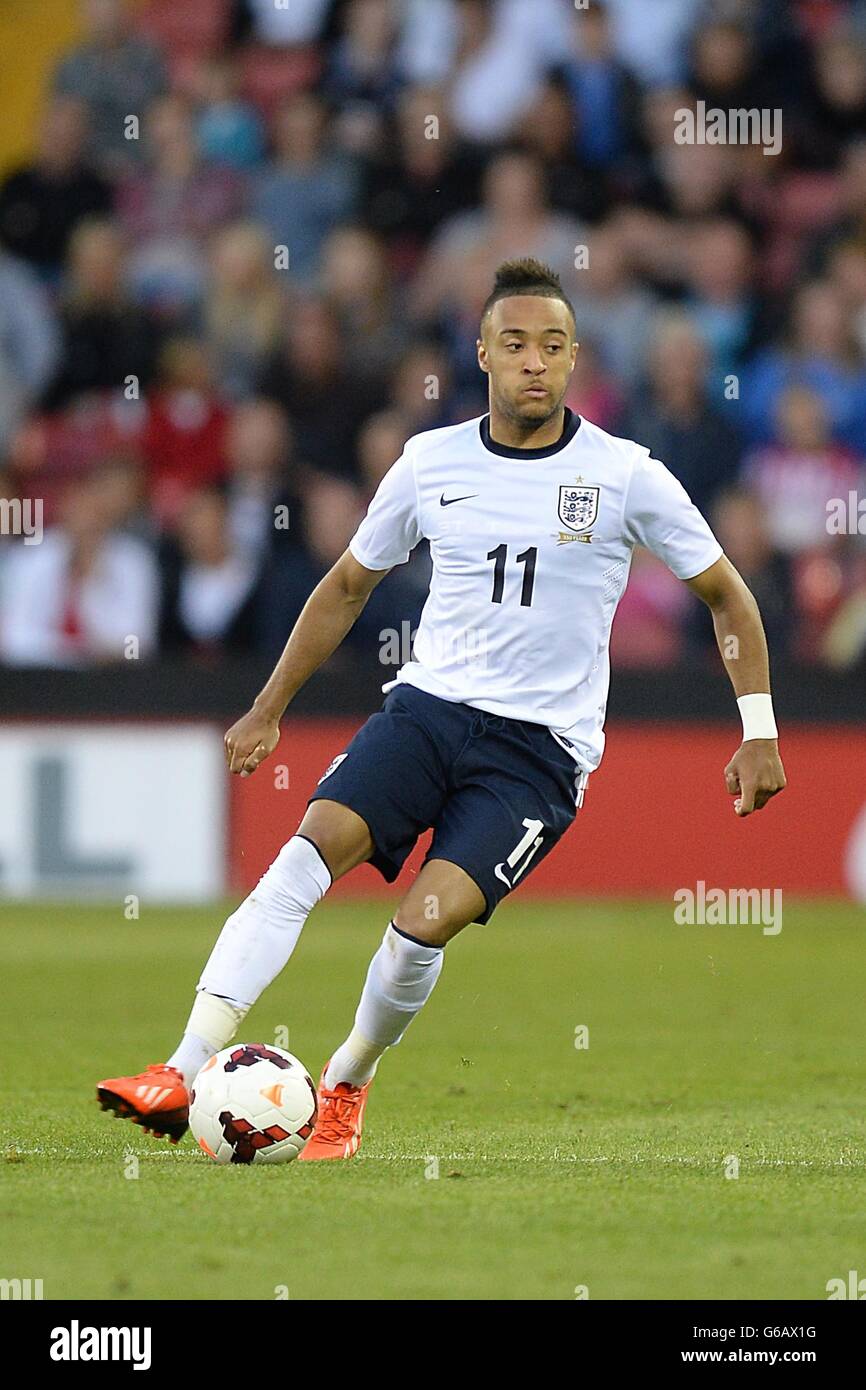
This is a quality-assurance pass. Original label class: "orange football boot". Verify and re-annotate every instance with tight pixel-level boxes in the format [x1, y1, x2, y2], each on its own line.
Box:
[96, 1063, 189, 1143]
[297, 1062, 373, 1161]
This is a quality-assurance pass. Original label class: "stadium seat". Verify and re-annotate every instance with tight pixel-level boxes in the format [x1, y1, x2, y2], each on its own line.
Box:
[239, 45, 322, 119]
[741, 170, 843, 293]
[19, 395, 147, 523]
[135, 0, 231, 58]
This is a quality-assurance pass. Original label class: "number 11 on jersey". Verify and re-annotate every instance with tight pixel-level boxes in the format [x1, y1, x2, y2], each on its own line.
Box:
[486, 545, 537, 607]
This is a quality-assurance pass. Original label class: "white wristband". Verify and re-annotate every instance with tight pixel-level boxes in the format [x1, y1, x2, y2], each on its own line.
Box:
[737, 693, 778, 741]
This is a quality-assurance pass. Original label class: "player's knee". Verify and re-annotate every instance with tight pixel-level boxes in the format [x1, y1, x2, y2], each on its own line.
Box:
[395, 862, 486, 944]
[392, 902, 470, 947]
[296, 802, 373, 880]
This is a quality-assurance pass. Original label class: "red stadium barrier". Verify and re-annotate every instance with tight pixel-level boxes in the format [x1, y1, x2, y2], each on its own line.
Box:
[229, 721, 866, 901]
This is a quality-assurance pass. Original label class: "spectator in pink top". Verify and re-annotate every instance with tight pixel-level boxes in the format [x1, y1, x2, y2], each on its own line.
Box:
[742, 383, 865, 553]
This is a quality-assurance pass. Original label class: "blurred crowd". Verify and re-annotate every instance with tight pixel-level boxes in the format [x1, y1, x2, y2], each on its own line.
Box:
[2, 0, 866, 671]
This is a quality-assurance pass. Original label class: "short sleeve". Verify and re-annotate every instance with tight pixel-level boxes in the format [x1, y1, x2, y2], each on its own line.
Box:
[624, 449, 723, 580]
[348, 447, 422, 571]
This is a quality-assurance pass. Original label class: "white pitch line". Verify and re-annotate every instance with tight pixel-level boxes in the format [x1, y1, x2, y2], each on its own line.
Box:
[9, 1147, 864, 1169]
[372, 1156, 866, 1167]
[144, 1151, 866, 1168]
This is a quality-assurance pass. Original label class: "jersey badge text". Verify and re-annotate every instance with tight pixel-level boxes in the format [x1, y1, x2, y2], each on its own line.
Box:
[556, 481, 599, 543]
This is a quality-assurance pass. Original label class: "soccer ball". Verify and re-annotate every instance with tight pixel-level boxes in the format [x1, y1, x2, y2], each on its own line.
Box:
[189, 1044, 317, 1164]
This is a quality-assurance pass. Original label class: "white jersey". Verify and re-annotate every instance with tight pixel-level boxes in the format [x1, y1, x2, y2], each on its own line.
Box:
[349, 410, 723, 772]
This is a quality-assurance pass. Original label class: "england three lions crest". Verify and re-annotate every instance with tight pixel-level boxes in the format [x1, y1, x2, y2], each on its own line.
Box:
[555, 482, 599, 544]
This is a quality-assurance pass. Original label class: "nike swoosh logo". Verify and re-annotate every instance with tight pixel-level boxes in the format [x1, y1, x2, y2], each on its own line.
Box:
[440, 493, 479, 507]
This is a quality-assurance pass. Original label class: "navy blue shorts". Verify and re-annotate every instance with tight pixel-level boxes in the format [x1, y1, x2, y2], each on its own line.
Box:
[307, 684, 587, 924]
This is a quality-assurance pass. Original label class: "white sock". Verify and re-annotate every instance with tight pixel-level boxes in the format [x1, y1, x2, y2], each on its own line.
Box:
[166, 1032, 216, 1089]
[326, 923, 444, 1089]
[197, 835, 331, 1006]
[324, 1026, 385, 1090]
[165, 836, 331, 1086]
[167, 994, 250, 1088]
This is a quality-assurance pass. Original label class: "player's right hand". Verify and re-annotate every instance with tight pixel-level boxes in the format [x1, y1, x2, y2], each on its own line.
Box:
[224, 709, 281, 777]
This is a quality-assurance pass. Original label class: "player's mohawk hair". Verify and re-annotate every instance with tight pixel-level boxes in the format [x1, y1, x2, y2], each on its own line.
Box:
[481, 258, 576, 330]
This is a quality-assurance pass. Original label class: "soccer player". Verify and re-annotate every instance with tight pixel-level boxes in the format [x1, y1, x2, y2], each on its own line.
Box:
[97, 259, 786, 1158]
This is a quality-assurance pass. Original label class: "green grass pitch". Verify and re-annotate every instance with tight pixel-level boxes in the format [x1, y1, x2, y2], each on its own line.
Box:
[1, 897, 864, 1301]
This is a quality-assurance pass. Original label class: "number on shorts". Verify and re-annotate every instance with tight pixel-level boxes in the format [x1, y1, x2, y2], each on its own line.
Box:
[498, 817, 545, 886]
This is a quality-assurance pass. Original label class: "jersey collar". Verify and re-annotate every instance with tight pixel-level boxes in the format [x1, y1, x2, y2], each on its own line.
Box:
[479, 406, 582, 460]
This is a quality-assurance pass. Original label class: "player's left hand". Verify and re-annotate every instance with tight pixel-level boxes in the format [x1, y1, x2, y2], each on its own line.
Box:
[724, 739, 786, 817]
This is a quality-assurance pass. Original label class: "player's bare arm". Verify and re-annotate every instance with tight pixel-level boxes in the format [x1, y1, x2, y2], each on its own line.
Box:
[224, 550, 387, 777]
[686, 555, 787, 818]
